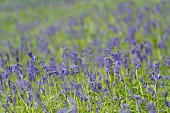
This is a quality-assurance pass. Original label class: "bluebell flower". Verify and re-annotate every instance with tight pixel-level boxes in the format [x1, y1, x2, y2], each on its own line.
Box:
[134, 58, 141, 69]
[108, 24, 118, 33]
[105, 57, 113, 75]
[164, 100, 170, 108]
[46, 26, 56, 37]
[158, 38, 167, 51]
[146, 102, 155, 111]
[138, 13, 143, 23]
[164, 91, 168, 98]
[56, 107, 70, 113]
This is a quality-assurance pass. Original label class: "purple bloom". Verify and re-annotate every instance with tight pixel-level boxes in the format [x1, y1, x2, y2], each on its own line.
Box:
[59, 68, 69, 76]
[28, 51, 33, 58]
[120, 109, 131, 113]
[144, 21, 151, 35]
[153, 4, 161, 13]
[148, 60, 153, 69]
[26, 94, 32, 105]
[46, 26, 56, 36]
[28, 52, 37, 61]
[0, 55, 4, 69]
[69, 97, 76, 105]
[68, 18, 78, 27]
[146, 102, 155, 111]
[134, 58, 141, 69]
[164, 91, 168, 97]
[49, 70, 59, 76]
[103, 88, 109, 95]
[39, 60, 45, 66]
[105, 79, 110, 89]
[108, 24, 118, 33]
[133, 95, 141, 99]
[80, 95, 87, 101]
[62, 51, 68, 59]
[105, 57, 113, 75]
[138, 98, 143, 105]
[149, 110, 157, 113]
[155, 74, 162, 81]
[158, 38, 167, 51]
[5, 53, 9, 62]
[96, 57, 104, 68]
[104, 49, 110, 57]
[123, 54, 130, 68]
[145, 41, 152, 56]
[15, 56, 19, 63]
[125, 27, 136, 43]
[114, 66, 120, 76]
[138, 13, 143, 23]
[164, 100, 170, 108]
[56, 107, 70, 113]
[97, 82, 102, 91]
[107, 37, 120, 50]
[163, 57, 170, 67]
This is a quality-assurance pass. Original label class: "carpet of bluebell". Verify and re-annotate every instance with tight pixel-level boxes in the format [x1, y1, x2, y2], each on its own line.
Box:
[0, 0, 170, 113]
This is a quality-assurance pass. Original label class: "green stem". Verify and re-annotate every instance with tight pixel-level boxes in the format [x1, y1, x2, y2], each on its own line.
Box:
[136, 69, 144, 96]
[122, 70, 128, 104]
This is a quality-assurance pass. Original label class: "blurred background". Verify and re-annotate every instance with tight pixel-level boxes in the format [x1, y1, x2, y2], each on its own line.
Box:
[0, 0, 168, 62]
[0, 0, 161, 34]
